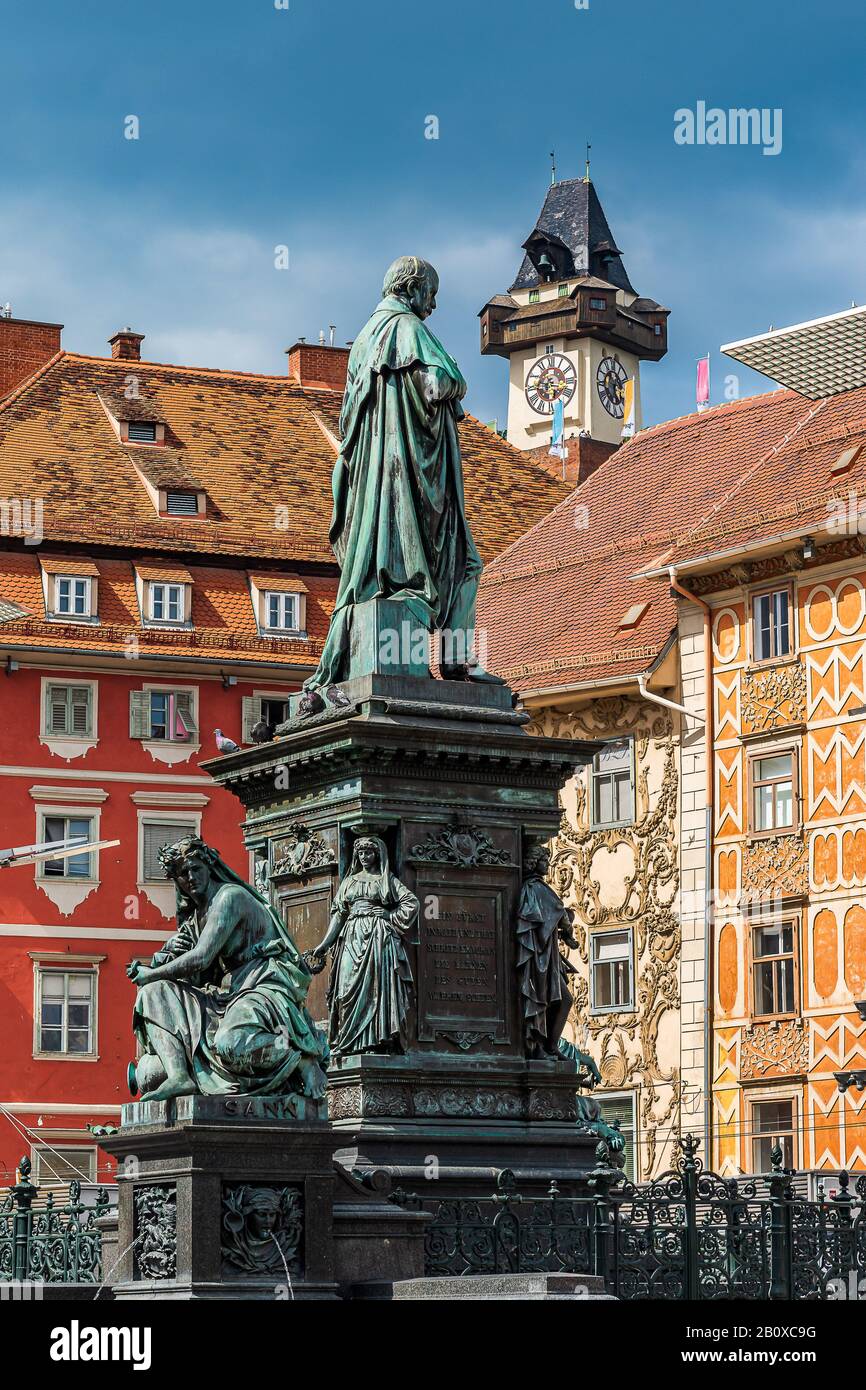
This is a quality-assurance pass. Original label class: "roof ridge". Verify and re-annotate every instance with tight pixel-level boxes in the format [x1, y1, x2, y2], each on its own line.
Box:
[63, 352, 303, 386]
[623, 385, 794, 445]
[0, 349, 66, 415]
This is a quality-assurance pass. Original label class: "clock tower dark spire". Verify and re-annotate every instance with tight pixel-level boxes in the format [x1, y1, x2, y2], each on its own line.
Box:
[478, 175, 669, 450]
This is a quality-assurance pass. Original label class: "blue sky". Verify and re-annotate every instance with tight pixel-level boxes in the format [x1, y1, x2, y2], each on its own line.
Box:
[2, 0, 866, 431]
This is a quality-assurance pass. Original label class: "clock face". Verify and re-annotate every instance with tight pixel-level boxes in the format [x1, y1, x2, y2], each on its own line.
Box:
[525, 353, 577, 416]
[597, 356, 627, 417]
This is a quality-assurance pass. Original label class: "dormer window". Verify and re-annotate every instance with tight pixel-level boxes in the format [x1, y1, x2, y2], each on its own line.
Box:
[529, 289, 540, 304]
[589, 297, 607, 311]
[134, 563, 193, 629]
[165, 490, 198, 516]
[266, 592, 300, 632]
[248, 572, 308, 638]
[56, 576, 91, 618]
[39, 556, 100, 624]
[558, 284, 569, 297]
[150, 582, 183, 623]
[128, 421, 158, 444]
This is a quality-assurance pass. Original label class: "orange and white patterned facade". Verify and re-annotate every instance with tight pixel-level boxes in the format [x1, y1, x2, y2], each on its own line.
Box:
[703, 552, 866, 1175]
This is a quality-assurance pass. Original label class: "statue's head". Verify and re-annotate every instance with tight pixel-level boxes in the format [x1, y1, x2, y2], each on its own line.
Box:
[159, 835, 214, 900]
[382, 256, 439, 320]
[353, 836, 383, 872]
[524, 843, 551, 877]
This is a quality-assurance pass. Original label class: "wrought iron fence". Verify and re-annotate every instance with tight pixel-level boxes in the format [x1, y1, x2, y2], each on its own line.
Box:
[399, 1136, 866, 1300]
[0, 1156, 109, 1285]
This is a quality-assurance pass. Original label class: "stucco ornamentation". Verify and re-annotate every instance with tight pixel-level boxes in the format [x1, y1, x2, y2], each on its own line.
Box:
[529, 701, 681, 1179]
[740, 1020, 809, 1079]
[741, 834, 808, 901]
[741, 662, 806, 734]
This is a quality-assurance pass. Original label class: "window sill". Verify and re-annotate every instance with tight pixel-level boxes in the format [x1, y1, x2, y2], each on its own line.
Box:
[141, 740, 200, 767]
[34, 878, 100, 917]
[141, 620, 194, 632]
[745, 655, 799, 674]
[39, 734, 98, 762]
[589, 820, 635, 833]
[590, 1006, 636, 1018]
[258, 628, 309, 641]
[46, 614, 100, 626]
[32, 1051, 100, 1063]
[746, 828, 801, 844]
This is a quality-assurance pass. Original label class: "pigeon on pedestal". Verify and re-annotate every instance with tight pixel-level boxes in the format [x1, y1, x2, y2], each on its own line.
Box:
[214, 728, 240, 754]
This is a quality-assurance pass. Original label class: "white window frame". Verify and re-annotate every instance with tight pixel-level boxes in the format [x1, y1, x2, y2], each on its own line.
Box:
[39, 677, 99, 758]
[31, 1145, 98, 1185]
[590, 927, 635, 1014]
[596, 1090, 637, 1181]
[748, 1091, 800, 1174]
[148, 581, 185, 625]
[136, 808, 202, 915]
[32, 955, 102, 1062]
[264, 590, 300, 633]
[590, 738, 635, 830]
[48, 573, 98, 624]
[751, 585, 793, 663]
[36, 808, 98, 883]
[137, 811, 202, 886]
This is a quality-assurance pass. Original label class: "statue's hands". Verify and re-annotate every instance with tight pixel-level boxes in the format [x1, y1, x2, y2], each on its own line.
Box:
[303, 948, 326, 975]
[127, 961, 155, 987]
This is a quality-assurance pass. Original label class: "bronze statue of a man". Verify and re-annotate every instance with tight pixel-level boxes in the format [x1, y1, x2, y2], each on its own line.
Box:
[304, 255, 502, 695]
[516, 843, 579, 1058]
[126, 836, 329, 1101]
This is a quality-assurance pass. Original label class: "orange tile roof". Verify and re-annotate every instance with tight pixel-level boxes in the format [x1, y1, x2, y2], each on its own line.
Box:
[0, 353, 569, 565]
[134, 562, 194, 584]
[0, 553, 330, 667]
[479, 386, 851, 692]
[38, 554, 99, 576]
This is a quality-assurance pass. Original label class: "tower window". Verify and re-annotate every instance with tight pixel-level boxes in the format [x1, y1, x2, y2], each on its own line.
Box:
[558, 284, 569, 298]
[589, 297, 607, 310]
[654, 324, 662, 336]
[529, 290, 540, 304]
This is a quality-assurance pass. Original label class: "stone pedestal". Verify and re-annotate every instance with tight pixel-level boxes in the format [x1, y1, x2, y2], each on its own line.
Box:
[102, 1095, 341, 1300]
[203, 674, 600, 1200]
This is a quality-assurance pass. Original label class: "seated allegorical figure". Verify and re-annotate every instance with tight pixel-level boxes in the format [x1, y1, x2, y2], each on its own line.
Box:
[126, 835, 329, 1102]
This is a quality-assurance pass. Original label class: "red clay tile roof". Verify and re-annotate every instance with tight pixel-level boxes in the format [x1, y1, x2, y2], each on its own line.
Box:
[0, 552, 333, 667]
[479, 386, 851, 692]
[0, 353, 569, 565]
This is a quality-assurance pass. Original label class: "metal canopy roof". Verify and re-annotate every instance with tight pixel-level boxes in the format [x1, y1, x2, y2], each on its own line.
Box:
[721, 305, 866, 399]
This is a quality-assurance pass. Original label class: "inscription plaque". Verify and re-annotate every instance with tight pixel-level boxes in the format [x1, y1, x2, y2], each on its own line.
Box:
[416, 884, 508, 1042]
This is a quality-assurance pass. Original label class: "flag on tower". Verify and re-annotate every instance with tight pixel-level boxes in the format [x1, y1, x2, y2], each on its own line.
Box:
[696, 355, 710, 412]
[549, 398, 568, 460]
[621, 378, 636, 439]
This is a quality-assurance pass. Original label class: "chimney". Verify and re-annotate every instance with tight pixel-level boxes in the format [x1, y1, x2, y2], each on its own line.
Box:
[524, 434, 619, 486]
[108, 327, 145, 362]
[286, 340, 349, 392]
[0, 315, 63, 398]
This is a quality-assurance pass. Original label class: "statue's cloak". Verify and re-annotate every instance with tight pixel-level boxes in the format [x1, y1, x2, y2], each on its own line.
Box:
[308, 294, 483, 687]
[516, 875, 575, 1045]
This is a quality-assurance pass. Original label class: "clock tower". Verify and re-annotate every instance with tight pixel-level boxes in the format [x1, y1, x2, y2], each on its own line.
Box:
[479, 174, 669, 450]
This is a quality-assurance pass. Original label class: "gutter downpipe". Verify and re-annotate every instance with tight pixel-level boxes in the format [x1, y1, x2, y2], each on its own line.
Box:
[668, 565, 714, 1167]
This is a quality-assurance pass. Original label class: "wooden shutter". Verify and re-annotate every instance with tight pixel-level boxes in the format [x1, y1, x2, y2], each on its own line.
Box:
[129, 690, 151, 738]
[70, 687, 91, 736]
[242, 696, 262, 743]
[174, 690, 197, 737]
[47, 684, 69, 734]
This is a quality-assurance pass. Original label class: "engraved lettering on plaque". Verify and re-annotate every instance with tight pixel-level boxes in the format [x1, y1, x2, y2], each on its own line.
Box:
[416, 885, 507, 1042]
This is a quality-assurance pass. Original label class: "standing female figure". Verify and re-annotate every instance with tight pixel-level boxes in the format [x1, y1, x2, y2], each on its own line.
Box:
[308, 836, 419, 1056]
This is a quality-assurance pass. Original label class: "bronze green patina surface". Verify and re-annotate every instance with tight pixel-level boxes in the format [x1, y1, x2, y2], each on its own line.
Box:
[304, 256, 499, 693]
[126, 835, 328, 1102]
